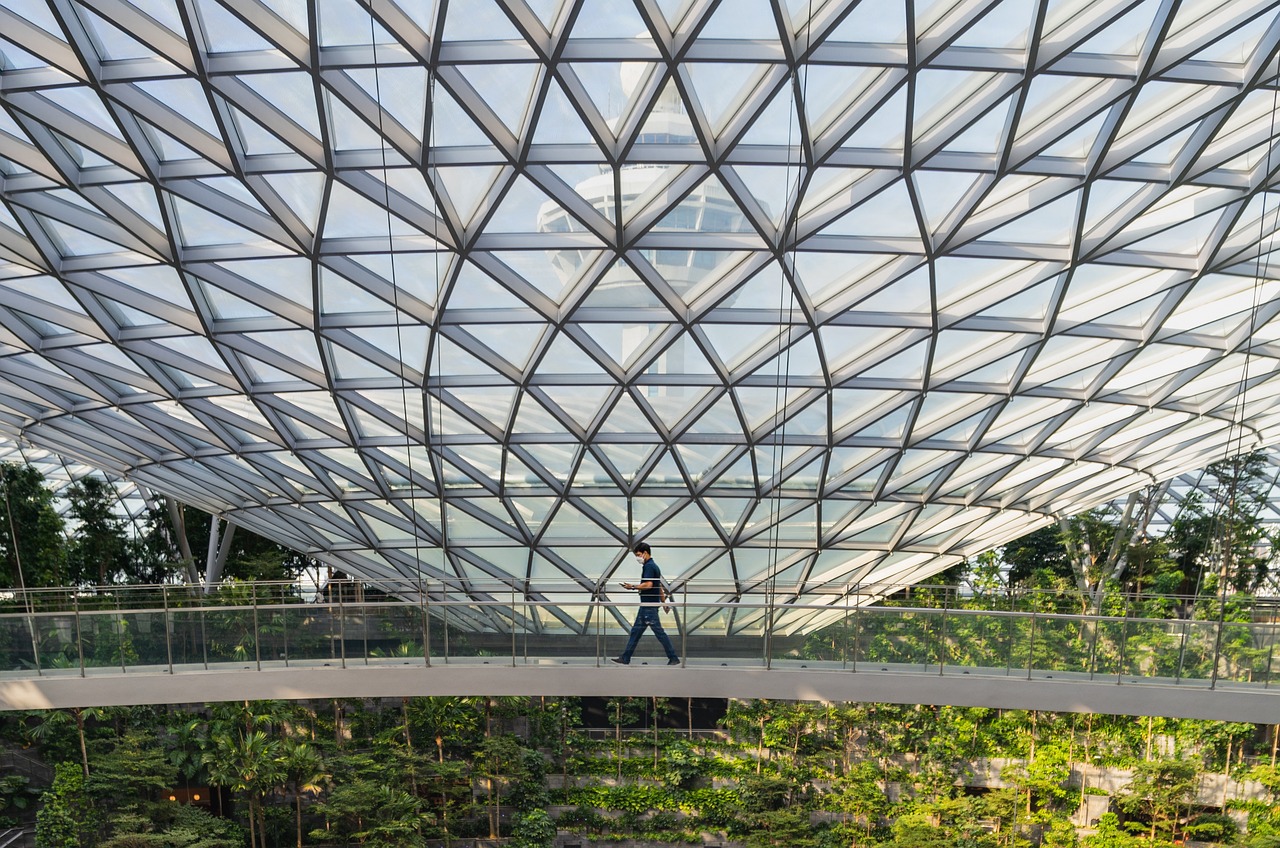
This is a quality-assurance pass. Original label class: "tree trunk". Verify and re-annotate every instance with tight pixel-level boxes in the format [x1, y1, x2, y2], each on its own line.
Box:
[74, 708, 89, 779]
[296, 791, 303, 848]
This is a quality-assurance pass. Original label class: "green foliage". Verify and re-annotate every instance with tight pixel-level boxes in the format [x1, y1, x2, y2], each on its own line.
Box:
[64, 478, 129, 586]
[100, 804, 244, 848]
[0, 462, 66, 589]
[36, 762, 100, 848]
[1117, 756, 1198, 841]
[511, 808, 557, 848]
[309, 779, 433, 847]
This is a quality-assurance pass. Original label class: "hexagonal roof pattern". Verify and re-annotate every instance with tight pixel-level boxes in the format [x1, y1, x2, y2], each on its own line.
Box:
[2, 0, 1280, 618]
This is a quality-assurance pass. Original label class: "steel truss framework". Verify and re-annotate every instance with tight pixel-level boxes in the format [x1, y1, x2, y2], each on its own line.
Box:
[3, 0, 1280, 628]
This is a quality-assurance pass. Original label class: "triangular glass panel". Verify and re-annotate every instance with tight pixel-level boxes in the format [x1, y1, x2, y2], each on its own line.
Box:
[135, 78, 223, 138]
[236, 71, 323, 139]
[488, 249, 585, 303]
[635, 384, 712, 429]
[445, 261, 529, 311]
[531, 77, 602, 147]
[342, 65, 430, 146]
[735, 82, 800, 148]
[640, 448, 688, 488]
[571, 451, 617, 489]
[728, 164, 795, 231]
[503, 454, 547, 488]
[531, 331, 606, 378]
[432, 165, 506, 228]
[429, 85, 496, 148]
[448, 386, 519, 434]
[576, 258, 668, 308]
[442, 0, 523, 41]
[700, 497, 754, 535]
[631, 494, 682, 537]
[510, 393, 570, 435]
[827, 0, 907, 43]
[979, 190, 1080, 245]
[653, 501, 724, 542]
[539, 501, 609, 542]
[698, 0, 781, 39]
[684, 393, 745, 438]
[1036, 108, 1109, 161]
[260, 171, 326, 235]
[227, 106, 295, 156]
[940, 93, 1014, 155]
[322, 181, 424, 240]
[167, 199, 279, 249]
[595, 441, 661, 483]
[455, 63, 543, 138]
[699, 321, 774, 371]
[565, 62, 660, 132]
[817, 179, 920, 239]
[38, 217, 130, 258]
[567, 0, 654, 40]
[951, 0, 1034, 50]
[748, 331, 822, 381]
[540, 383, 614, 425]
[190, 0, 275, 52]
[684, 62, 774, 137]
[856, 339, 929, 382]
[840, 88, 907, 150]
[1069, 0, 1161, 58]
[461, 321, 548, 372]
[326, 92, 384, 152]
[486, 173, 579, 235]
[629, 77, 701, 145]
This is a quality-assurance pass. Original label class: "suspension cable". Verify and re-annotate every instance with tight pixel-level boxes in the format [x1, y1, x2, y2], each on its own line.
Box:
[764, 0, 813, 657]
[365, 1, 427, 601]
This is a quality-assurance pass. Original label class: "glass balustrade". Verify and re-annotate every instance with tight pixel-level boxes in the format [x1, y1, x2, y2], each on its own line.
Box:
[0, 582, 1275, 693]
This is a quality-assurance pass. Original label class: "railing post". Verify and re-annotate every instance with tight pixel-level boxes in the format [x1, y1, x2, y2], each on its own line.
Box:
[764, 590, 773, 671]
[1086, 608, 1100, 681]
[75, 592, 85, 678]
[162, 586, 173, 676]
[511, 585, 517, 668]
[442, 581, 450, 664]
[338, 581, 347, 670]
[1209, 596, 1227, 691]
[1174, 620, 1188, 684]
[362, 585, 369, 666]
[1026, 612, 1035, 680]
[851, 588, 861, 673]
[938, 599, 947, 676]
[252, 588, 261, 672]
[116, 593, 127, 673]
[420, 580, 431, 668]
[1264, 627, 1275, 689]
[281, 587, 290, 668]
[680, 585, 687, 667]
[1116, 596, 1129, 685]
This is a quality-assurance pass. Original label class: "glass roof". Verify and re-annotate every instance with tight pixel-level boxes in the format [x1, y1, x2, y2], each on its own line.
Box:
[2, 0, 1280, 614]
[0, 440, 152, 536]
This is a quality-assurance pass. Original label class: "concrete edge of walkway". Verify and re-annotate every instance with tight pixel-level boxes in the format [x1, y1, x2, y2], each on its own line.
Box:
[2, 663, 1274, 722]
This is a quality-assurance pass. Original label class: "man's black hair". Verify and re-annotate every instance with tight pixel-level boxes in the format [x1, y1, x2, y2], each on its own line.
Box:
[633, 542, 651, 554]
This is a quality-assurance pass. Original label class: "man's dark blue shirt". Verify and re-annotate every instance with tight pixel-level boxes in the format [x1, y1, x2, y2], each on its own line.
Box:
[639, 559, 663, 603]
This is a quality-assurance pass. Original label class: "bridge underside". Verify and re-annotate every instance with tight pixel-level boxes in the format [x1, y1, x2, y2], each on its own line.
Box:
[2, 660, 1274, 723]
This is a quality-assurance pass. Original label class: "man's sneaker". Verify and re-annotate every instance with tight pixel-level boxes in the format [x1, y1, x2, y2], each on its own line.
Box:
[610, 657, 629, 665]
[667, 658, 681, 666]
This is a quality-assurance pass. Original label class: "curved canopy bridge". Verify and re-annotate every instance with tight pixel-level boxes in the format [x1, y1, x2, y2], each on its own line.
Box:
[1, 583, 1276, 722]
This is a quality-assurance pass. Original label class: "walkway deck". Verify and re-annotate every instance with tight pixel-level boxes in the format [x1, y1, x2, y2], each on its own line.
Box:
[2, 584, 1276, 720]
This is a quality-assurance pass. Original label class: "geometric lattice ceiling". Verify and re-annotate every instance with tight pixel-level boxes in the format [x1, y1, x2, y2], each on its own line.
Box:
[2, 0, 1280, 611]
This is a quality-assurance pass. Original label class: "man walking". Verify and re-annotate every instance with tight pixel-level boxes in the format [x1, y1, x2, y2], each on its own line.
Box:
[611, 542, 680, 666]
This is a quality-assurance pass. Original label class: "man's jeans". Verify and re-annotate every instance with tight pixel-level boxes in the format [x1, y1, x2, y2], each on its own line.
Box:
[619, 604, 678, 662]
